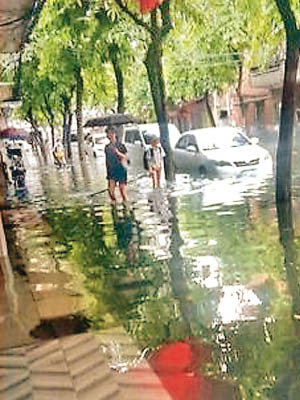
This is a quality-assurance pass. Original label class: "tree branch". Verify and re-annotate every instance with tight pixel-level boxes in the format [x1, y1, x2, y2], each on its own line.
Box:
[41, 104, 51, 125]
[114, 0, 153, 34]
[160, 0, 173, 39]
[275, 0, 300, 44]
[43, 94, 54, 123]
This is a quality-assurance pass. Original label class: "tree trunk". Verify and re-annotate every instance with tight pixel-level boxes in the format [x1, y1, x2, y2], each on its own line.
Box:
[50, 124, 55, 149]
[145, 37, 174, 181]
[27, 108, 47, 162]
[43, 95, 55, 148]
[275, 0, 300, 204]
[76, 68, 85, 161]
[111, 57, 125, 114]
[66, 112, 73, 160]
[205, 92, 216, 127]
[276, 42, 299, 204]
[62, 98, 73, 161]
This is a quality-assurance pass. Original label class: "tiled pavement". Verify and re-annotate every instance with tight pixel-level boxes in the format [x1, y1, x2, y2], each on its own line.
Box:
[0, 332, 172, 400]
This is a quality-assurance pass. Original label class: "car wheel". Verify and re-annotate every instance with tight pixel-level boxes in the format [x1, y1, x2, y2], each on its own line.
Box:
[199, 166, 207, 178]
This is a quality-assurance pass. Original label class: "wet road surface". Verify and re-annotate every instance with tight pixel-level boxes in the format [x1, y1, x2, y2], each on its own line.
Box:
[3, 134, 300, 400]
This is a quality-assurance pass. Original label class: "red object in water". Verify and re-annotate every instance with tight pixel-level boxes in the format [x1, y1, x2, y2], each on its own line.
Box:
[136, 0, 163, 14]
[149, 340, 212, 400]
[0, 127, 28, 140]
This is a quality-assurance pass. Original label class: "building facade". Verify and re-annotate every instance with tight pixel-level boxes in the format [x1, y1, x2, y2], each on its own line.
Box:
[167, 63, 300, 134]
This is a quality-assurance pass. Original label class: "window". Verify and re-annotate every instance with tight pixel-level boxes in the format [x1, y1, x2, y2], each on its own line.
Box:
[125, 130, 141, 144]
[188, 135, 197, 147]
[176, 135, 190, 149]
[176, 135, 198, 151]
[143, 133, 155, 145]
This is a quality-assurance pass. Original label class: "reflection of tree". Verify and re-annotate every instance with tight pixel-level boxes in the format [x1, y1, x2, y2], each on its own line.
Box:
[168, 195, 194, 337]
[46, 198, 207, 350]
[179, 196, 283, 285]
[274, 198, 300, 399]
[46, 205, 171, 342]
[277, 200, 300, 318]
[45, 193, 300, 398]
[69, 165, 79, 192]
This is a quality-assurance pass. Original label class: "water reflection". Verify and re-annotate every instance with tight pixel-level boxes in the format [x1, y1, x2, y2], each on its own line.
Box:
[7, 140, 300, 399]
[274, 198, 300, 399]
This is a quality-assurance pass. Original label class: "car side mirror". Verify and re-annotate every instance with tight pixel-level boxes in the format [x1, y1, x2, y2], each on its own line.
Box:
[250, 137, 259, 145]
[186, 145, 197, 153]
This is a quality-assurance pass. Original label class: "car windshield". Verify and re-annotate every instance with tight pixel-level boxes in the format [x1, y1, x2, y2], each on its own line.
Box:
[95, 138, 105, 144]
[197, 130, 250, 150]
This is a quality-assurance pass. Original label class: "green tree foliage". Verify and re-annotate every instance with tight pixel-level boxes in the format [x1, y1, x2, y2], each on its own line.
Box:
[19, 0, 117, 157]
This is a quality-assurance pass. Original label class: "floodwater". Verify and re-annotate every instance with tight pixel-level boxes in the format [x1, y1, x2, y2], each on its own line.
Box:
[4, 130, 300, 400]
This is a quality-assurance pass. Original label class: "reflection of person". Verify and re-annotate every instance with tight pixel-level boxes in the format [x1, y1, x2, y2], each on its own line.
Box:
[0, 151, 9, 182]
[146, 136, 165, 188]
[10, 155, 26, 182]
[53, 142, 66, 167]
[105, 126, 128, 203]
[111, 205, 138, 265]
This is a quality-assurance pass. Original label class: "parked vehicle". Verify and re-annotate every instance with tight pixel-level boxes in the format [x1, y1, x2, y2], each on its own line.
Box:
[85, 132, 108, 158]
[138, 123, 181, 149]
[173, 127, 273, 178]
[121, 123, 181, 171]
[121, 125, 145, 170]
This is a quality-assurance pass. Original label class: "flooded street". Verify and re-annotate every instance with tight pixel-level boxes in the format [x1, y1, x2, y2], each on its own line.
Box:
[4, 132, 300, 399]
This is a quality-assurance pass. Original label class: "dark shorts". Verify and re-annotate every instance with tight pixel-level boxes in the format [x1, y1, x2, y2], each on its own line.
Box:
[107, 164, 127, 183]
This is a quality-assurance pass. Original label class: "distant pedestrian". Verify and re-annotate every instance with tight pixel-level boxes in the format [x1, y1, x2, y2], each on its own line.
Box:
[105, 126, 128, 203]
[146, 136, 165, 188]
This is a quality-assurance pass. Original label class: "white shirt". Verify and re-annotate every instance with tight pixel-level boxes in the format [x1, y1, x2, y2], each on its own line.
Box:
[147, 145, 165, 168]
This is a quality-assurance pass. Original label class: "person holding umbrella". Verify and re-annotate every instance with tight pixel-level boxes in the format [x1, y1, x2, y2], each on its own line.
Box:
[105, 126, 128, 203]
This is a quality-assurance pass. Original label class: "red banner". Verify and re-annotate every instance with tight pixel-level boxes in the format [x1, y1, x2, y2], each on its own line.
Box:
[136, 0, 163, 14]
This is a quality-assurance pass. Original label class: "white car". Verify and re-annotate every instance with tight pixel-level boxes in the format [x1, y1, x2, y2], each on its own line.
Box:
[121, 123, 181, 172]
[173, 127, 273, 178]
[138, 123, 181, 149]
[85, 132, 108, 158]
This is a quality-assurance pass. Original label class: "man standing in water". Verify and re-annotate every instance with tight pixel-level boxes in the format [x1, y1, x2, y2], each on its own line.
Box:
[105, 126, 128, 203]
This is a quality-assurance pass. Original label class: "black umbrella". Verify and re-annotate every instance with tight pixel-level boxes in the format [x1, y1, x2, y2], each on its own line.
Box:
[84, 113, 139, 128]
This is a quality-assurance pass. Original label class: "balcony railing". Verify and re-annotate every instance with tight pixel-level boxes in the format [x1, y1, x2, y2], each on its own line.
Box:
[250, 63, 300, 89]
